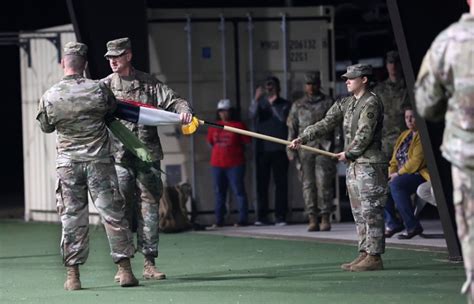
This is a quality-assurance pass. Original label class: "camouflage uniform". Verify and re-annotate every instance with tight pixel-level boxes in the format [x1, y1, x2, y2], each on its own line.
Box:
[300, 64, 388, 255]
[373, 51, 410, 160]
[102, 38, 192, 258]
[36, 42, 134, 266]
[287, 72, 336, 218]
[415, 13, 474, 300]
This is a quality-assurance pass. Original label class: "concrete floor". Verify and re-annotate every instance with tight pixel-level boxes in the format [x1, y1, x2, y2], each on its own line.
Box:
[199, 220, 447, 252]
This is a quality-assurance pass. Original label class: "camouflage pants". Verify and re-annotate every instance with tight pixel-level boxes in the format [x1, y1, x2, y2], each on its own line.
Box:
[299, 151, 337, 216]
[346, 162, 388, 255]
[452, 166, 474, 300]
[115, 160, 163, 258]
[56, 159, 135, 266]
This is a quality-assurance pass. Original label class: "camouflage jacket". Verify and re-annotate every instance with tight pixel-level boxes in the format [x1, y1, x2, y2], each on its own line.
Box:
[102, 68, 193, 162]
[300, 90, 385, 164]
[373, 77, 410, 139]
[37, 74, 116, 167]
[287, 92, 334, 157]
[415, 13, 474, 170]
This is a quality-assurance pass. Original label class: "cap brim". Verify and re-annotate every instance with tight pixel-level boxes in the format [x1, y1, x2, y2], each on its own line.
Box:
[341, 72, 358, 80]
[104, 49, 126, 57]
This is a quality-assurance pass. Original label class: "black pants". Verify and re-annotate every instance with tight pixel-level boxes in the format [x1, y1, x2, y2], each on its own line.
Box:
[256, 150, 289, 222]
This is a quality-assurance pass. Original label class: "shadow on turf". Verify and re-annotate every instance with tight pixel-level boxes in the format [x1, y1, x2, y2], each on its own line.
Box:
[0, 253, 58, 260]
[149, 261, 344, 284]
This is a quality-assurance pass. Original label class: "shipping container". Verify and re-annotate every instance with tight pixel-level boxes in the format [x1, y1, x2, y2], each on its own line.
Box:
[148, 6, 337, 225]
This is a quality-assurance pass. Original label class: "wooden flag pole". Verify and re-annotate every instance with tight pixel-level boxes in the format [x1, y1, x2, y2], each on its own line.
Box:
[198, 119, 337, 158]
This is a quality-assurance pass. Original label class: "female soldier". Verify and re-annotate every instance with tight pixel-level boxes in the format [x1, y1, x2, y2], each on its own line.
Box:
[289, 64, 388, 272]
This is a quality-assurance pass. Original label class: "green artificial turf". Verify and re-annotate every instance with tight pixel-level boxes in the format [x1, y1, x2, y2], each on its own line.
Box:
[0, 220, 466, 304]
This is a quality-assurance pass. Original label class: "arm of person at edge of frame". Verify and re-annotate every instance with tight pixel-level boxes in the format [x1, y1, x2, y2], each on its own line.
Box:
[414, 44, 449, 122]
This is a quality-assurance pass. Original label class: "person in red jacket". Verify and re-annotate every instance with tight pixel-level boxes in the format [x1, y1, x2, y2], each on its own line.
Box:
[207, 99, 251, 227]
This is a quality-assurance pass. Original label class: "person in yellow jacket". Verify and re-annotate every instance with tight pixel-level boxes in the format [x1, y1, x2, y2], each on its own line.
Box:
[384, 107, 430, 239]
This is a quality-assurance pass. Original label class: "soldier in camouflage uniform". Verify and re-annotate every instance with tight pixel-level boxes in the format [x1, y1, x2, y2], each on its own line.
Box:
[373, 51, 410, 160]
[289, 64, 388, 272]
[102, 38, 193, 281]
[415, 2, 474, 301]
[287, 71, 337, 232]
[36, 42, 138, 290]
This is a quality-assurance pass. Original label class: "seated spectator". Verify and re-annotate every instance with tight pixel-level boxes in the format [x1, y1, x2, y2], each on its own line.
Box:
[384, 107, 430, 239]
[207, 99, 251, 227]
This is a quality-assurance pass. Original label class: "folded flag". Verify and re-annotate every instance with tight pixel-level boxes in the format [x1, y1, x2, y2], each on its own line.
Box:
[115, 99, 198, 135]
[106, 118, 154, 164]
[115, 99, 181, 125]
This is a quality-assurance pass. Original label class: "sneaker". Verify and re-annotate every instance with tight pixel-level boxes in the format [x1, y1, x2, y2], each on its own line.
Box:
[255, 219, 272, 226]
[275, 221, 287, 227]
[209, 223, 223, 229]
[234, 222, 248, 227]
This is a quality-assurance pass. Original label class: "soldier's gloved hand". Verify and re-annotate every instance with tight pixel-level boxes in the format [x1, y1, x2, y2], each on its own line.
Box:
[288, 138, 302, 150]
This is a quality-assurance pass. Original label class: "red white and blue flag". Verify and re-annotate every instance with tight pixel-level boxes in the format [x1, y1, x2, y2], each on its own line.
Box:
[115, 99, 181, 126]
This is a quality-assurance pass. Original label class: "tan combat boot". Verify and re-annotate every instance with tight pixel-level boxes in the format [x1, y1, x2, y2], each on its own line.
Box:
[350, 254, 383, 272]
[143, 257, 167, 280]
[320, 214, 331, 231]
[64, 265, 81, 291]
[340, 252, 367, 271]
[117, 258, 139, 287]
[307, 214, 319, 232]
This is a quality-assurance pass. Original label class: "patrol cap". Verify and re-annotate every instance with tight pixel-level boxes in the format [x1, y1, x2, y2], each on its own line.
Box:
[386, 50, 400, 63]
[104, 37, 131, 57]
[341, 63, 373, 80]
[304, 71, 321, 84]
[217, 99, 232, 110]
[63, 41, 87, 57]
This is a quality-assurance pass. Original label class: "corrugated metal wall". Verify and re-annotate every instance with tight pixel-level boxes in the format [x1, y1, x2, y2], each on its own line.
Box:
[21, 25, 100, 224]
[22, 7, 337, 225]
[148, 7, 336, 224]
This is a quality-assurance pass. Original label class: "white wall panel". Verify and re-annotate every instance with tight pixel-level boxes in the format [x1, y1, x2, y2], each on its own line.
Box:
[21, 25, 100, 224]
